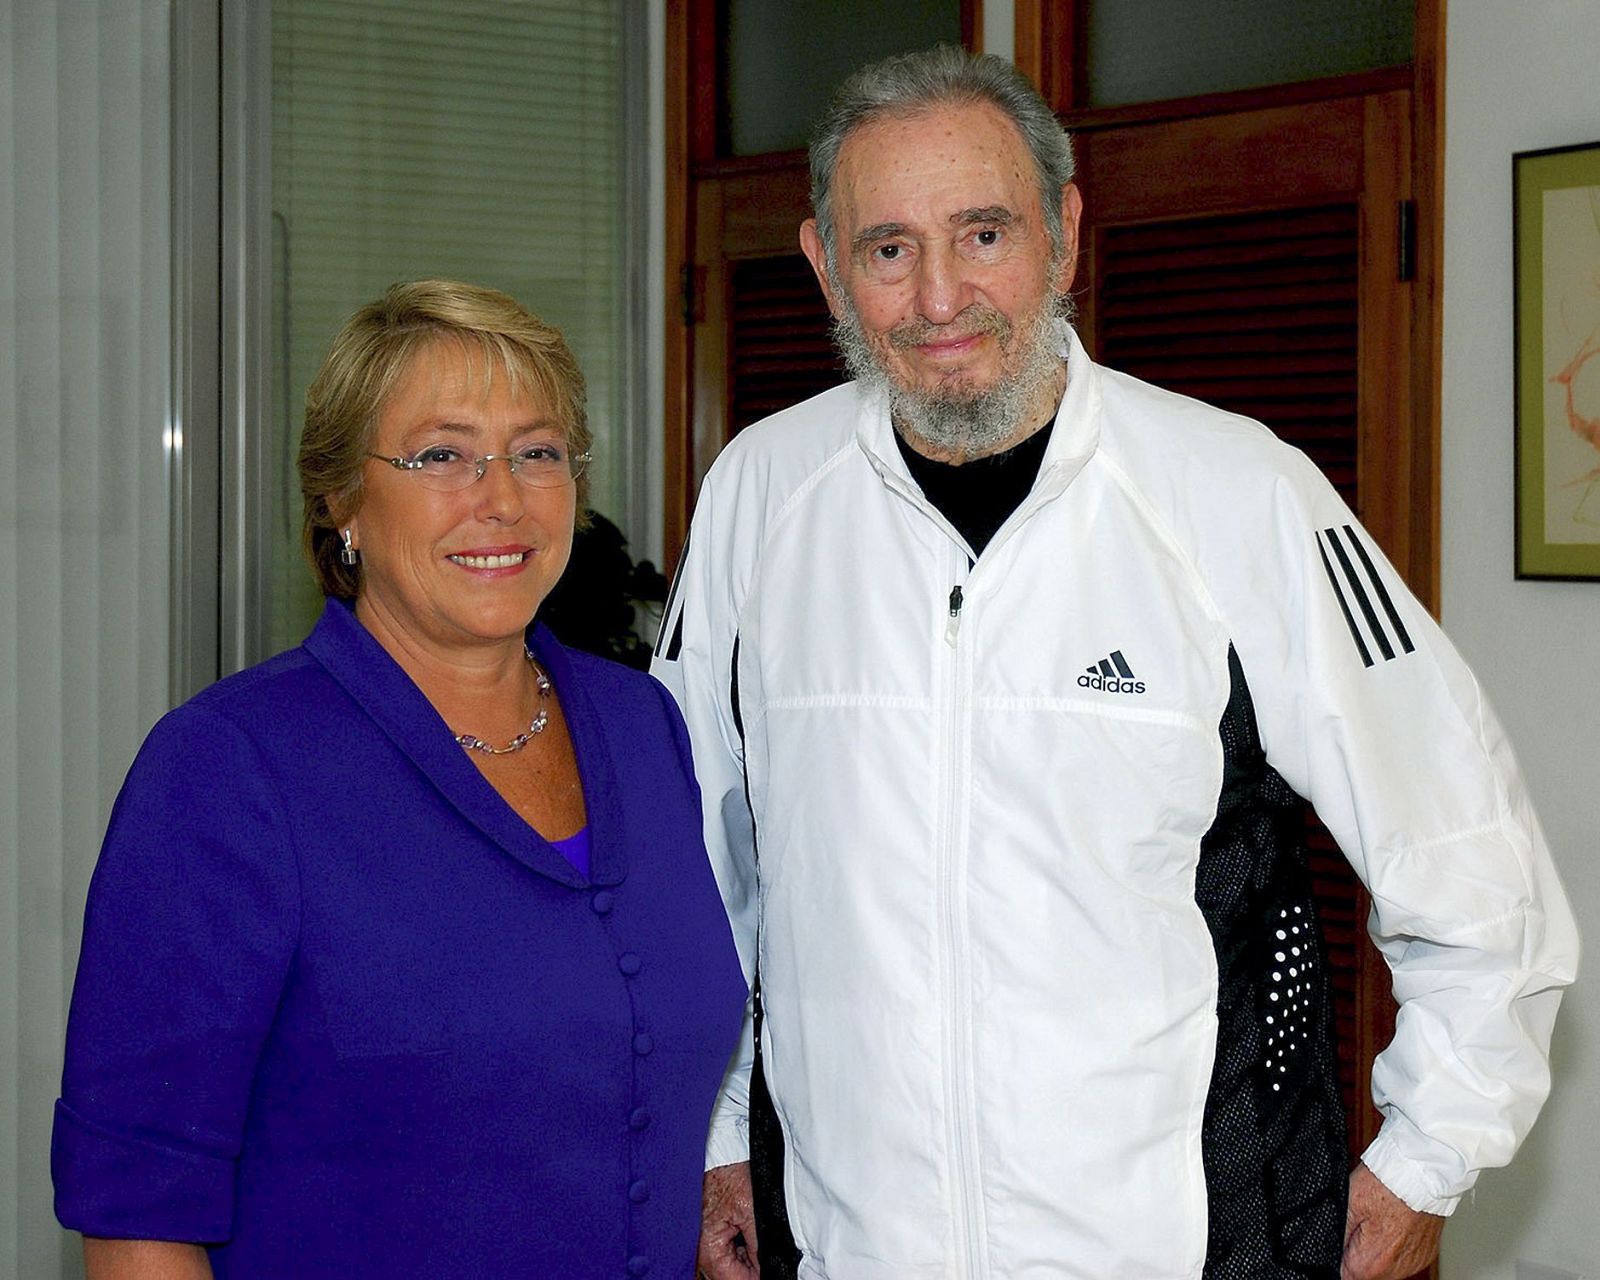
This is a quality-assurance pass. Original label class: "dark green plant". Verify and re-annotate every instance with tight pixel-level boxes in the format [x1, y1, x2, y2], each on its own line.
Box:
[539, 512, 668, 671]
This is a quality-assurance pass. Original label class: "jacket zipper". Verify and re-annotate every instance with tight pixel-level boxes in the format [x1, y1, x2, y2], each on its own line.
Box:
[937, 558, 984, 1276]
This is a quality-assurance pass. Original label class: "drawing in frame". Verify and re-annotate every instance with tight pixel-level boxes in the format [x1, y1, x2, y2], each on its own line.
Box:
[1514, 139, 1600, 580]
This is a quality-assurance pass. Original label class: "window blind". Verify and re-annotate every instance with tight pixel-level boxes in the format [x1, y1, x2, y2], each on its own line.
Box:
[269, 0, 629, 654]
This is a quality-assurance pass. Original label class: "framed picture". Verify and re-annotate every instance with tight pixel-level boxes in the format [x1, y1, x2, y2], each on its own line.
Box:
[1514, 140, 1600, 580]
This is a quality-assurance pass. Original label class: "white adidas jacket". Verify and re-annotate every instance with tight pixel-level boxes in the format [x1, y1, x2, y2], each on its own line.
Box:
[653, 328, 1578, 1279]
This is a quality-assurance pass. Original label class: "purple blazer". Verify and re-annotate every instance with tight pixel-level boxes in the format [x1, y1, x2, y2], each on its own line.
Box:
[53, 600, 746, 1278]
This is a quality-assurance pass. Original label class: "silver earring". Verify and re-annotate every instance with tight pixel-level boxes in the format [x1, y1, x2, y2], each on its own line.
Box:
[339, 528, 360, 567]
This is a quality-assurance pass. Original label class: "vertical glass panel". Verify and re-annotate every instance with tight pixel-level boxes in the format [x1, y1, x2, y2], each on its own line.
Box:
[1085, 0, 1412, 108]
[725, 0, 962, 156]
[269, 0, 631, 657]
[1, 0, 172, 1272]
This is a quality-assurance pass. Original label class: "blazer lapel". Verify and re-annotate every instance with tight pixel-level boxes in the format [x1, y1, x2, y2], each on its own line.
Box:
[302, 600, 598, 888]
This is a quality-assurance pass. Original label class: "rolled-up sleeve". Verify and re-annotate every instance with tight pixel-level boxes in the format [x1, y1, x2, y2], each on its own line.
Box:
[52, 704, 299, 1241]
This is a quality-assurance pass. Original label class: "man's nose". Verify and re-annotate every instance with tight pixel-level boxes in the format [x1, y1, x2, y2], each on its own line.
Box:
[914, 244, 974, 324]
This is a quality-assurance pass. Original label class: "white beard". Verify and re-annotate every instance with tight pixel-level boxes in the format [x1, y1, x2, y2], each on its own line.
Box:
[832, 292, 1069, 459]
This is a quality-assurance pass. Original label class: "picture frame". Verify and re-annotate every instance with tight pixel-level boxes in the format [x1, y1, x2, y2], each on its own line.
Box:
[1513, 140, 1600, 580]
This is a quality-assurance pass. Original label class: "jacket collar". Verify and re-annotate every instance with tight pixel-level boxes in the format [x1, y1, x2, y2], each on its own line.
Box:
[852, 321, 1104, 533]
[302, 598, 623, 888]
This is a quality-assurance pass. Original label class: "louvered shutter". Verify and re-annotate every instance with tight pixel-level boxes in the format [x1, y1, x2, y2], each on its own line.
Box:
[729, 255, 841, 432]
[1096, 204, 1360, 499]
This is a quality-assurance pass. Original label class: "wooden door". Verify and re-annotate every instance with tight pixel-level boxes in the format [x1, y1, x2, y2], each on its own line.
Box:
[665, 7, 1443, 1269]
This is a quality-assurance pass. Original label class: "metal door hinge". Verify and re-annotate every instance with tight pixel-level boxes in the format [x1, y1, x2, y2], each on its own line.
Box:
[1397, 200, 1417, 282]
[680, 263, 706, 326]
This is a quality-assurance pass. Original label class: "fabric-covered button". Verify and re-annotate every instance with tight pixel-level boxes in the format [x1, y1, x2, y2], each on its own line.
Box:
[591, 890, 615, 915]
[627, 1256, 650, 1277]
[618, 952, 643, 976]
[633, 1032, 654, 1056]
[629, 1178, 650, 1203]
[629, 1107, 651, 1130]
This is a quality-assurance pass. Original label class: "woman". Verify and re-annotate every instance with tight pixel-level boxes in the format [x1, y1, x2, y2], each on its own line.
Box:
[52, 280, 746, 1277]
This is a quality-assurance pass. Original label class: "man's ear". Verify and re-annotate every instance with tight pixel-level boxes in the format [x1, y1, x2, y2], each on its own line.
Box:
[1056, 182, 1085, 294]
[799, 218, 845, 320]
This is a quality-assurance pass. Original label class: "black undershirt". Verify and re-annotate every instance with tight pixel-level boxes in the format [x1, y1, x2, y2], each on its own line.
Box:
[894, 415, 1056, 558]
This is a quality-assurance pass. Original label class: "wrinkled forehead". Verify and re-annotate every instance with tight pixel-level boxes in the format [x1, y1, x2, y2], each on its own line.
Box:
[832, 102, 1042, 230]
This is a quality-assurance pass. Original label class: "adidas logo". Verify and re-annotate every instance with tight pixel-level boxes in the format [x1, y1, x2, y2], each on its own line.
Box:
[1078, 649, 1146, 695]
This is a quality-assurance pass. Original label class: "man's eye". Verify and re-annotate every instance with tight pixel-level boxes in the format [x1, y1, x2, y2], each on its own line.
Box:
[874, 244, 902, 261]
[974, 228, 1001, 246]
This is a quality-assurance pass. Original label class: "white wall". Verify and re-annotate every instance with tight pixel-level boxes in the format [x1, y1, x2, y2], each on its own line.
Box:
[1439, 3, 1599, 1277]
[982, 0, 1015, 61]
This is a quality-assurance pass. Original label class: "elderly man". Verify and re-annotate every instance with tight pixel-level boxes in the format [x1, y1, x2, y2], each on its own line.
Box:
[654, 46, 1577, 1280]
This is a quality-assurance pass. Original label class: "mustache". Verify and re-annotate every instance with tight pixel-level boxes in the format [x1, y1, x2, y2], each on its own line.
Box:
[886, 305, 1013, 351]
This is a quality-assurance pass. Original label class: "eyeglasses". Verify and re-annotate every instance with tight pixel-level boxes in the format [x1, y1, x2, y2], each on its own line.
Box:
[368, 442, 590, 491]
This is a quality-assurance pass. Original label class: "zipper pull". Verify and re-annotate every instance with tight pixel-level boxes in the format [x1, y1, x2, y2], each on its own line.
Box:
[945, 584, 964, 646]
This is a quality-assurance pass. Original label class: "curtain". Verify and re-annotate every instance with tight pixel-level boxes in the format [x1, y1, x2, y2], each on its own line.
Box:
[0, 2, 173, 1276]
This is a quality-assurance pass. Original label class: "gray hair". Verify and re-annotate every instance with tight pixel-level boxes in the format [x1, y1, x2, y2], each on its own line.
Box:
[809, 46, 1075, 280]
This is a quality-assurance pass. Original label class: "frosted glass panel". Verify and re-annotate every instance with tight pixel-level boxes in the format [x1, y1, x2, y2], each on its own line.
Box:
[726, 0, 961, 155]
[1086, 0, 1412, 107]
[269, 0, 631, 657]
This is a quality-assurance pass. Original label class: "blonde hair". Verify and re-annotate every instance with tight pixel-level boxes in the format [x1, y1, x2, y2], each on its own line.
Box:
[299, 278, 592, 599]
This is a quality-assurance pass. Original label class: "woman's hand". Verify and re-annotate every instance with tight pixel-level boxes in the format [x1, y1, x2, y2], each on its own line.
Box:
[84, 1238, 213, 1279]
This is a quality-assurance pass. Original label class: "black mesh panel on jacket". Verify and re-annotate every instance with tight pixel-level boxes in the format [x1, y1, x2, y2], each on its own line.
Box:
[1197, 646, 1349, 1278]
[750, 978, 801, 1277]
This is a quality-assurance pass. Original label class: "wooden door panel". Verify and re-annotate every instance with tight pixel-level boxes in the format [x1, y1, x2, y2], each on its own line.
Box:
[1082, 97, 1367, 221]
[1354, 90, 1415, 577]
[721, 166, 811, 256]
[688, 178, 729, 506]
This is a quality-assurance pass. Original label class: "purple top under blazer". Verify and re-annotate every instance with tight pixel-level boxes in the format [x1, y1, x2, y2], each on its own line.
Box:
[52, 600, 746, 1278]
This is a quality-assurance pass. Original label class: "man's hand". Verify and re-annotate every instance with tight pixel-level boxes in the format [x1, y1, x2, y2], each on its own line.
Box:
[1341, 1162, 1445, 1280]
[698, 1161, 760, 1279]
